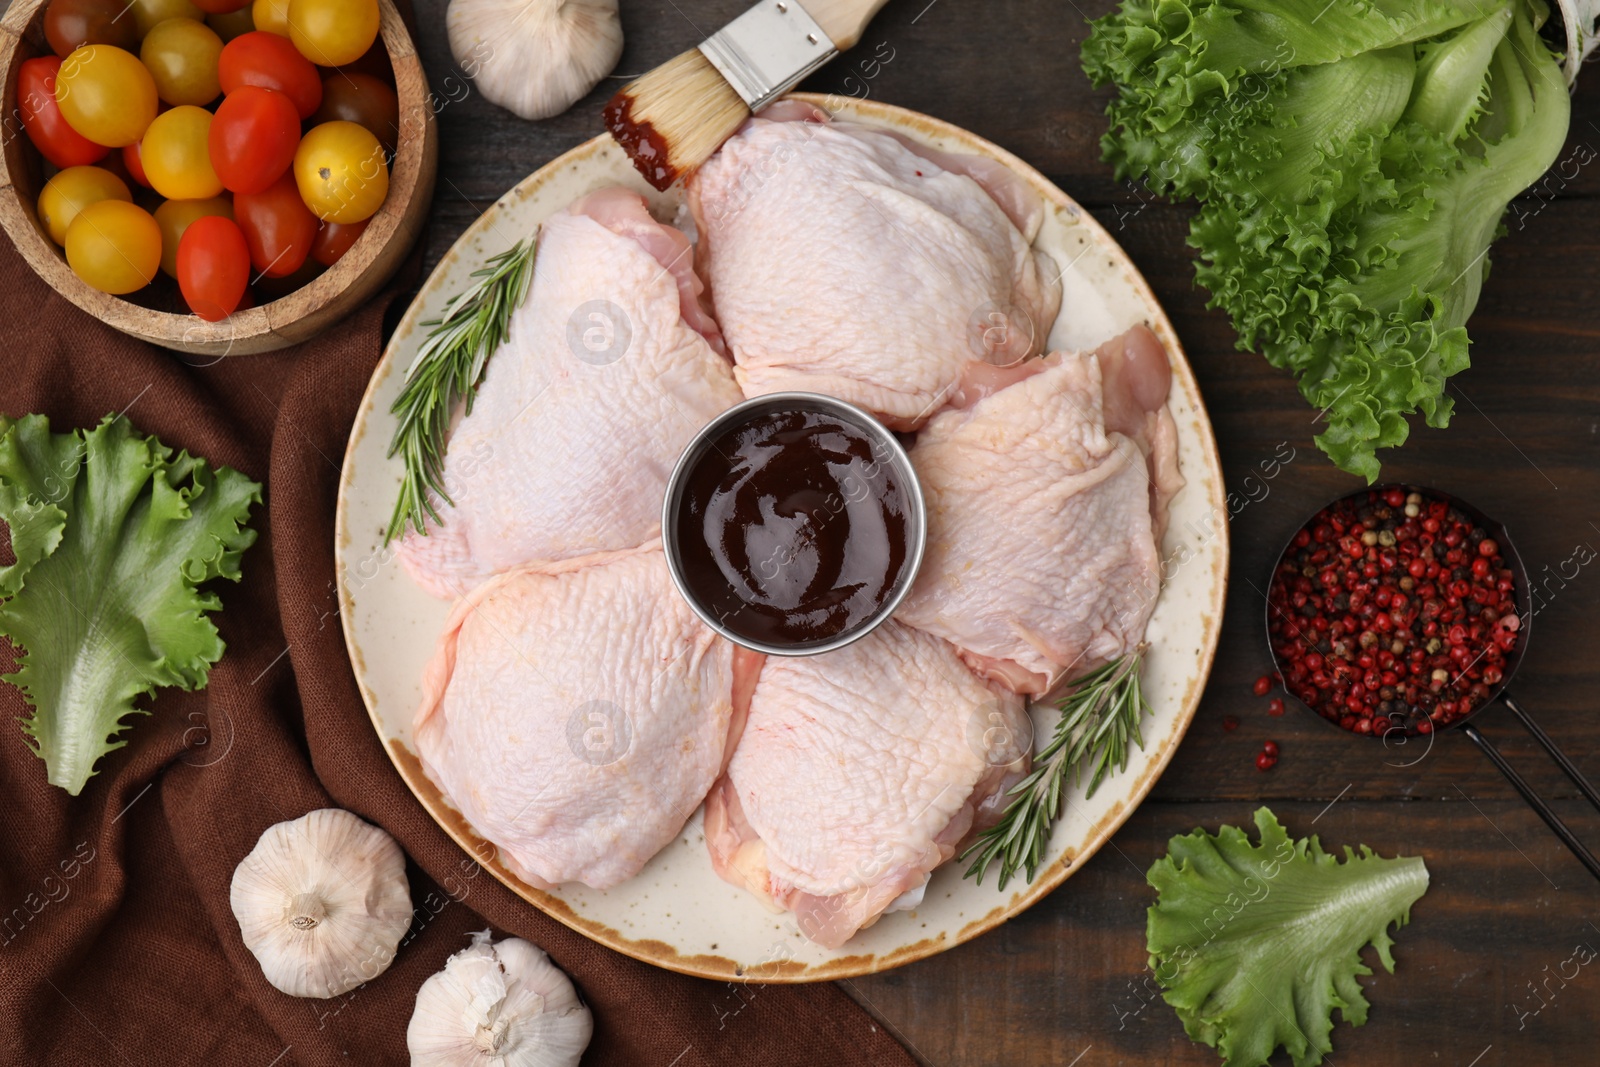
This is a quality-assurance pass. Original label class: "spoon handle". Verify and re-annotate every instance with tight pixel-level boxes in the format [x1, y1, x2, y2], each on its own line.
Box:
[1462, 721, 1600, 883]
[1500, 691, 1600, 813]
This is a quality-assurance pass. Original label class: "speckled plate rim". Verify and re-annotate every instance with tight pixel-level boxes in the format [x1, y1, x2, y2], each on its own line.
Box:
[336, 94, 1229, 982]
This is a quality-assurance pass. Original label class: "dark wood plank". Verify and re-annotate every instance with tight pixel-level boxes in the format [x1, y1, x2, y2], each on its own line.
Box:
[404, 1, 1600, 1062]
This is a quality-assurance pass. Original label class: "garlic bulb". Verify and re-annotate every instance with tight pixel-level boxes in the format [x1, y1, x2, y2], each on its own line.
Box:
[407, 930, 593, 1066]
[447, 0, 624, 121]
[230, 808, 412, 999]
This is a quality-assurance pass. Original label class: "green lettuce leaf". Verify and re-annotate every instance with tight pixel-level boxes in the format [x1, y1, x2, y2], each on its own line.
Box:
[1147, 807, 1429, 1067]
[1084, 0, 1570, 480]
[0, 414, 261, 795]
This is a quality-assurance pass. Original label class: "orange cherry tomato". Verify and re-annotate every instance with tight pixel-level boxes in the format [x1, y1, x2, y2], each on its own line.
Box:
[209, 85, 300, 194]
[293, 120, 387, 224]
[177, 215, 250, 320]
[219, 31, 322, 119]
[154, 196, 233, 278]
[129, 0, 204, 37]
[250, 0, 290, 36]
[309, 217, 367, 266]
[122, 142, 151, 188]
[44, 0, 137, 57]
[142, 105, 223, 200]
[140, 17, 224, 107]
[65, 199, 161, 294]
[310, 72, 396, 152]
[37, 165, 131, 246]
[286, 0, 377, 67]
[55, 45, 159, 148]
[234, 169, 316, 276]
[18, 56, 109, 168]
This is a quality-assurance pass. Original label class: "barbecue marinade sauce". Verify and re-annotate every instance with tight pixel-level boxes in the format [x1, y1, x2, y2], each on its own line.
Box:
[677, 408, 912, 648]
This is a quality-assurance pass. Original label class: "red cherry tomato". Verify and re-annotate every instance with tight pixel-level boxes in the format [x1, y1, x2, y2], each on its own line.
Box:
[233, 169, 316, 276]
[177, 215, 250, 320]
[310, 217, 367, 265]
[192, 0, 252, 12]
[122, 142, 151, 188]
[218, 31, 322, 119]
[17, 56, 109, 168]
[209, 85, 301, 194]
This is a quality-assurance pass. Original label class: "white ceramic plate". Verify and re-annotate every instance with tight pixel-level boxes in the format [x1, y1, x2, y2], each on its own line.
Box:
[335, 95, 1229, 982]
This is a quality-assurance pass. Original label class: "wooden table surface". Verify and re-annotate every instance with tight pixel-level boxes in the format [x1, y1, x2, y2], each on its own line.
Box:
[409, 1, 1600, 1063]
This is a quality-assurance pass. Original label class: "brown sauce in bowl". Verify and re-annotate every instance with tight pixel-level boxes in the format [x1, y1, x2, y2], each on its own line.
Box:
[674, 407, 914, 648]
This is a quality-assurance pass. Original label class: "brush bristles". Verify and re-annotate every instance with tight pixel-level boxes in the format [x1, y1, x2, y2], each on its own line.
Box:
[604, 49, 750, 191]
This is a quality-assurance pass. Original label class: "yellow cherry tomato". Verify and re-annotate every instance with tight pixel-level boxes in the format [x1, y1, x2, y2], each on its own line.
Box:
[142, 105, 223, 200]
[140, 17, 223, 106]
[154, 196, 233, 278]
[55, 45, 159, 148]
[208, 6, 256, 42]
[130, 0, 205, 37]
[293, 120, 387, 224]
[251, 0, 289, 36]
[37, 165, 132, 246]
[65, 199, 161, 294]
[286, 0, 377, 67]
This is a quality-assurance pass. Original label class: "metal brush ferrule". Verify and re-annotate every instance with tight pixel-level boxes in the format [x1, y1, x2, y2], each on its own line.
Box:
[698, 0, 839, 112]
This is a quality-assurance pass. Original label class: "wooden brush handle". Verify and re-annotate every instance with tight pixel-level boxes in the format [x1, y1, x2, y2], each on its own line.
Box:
[803, 0, 893, 50]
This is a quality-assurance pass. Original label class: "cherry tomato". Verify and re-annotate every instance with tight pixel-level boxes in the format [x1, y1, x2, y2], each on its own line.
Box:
[209, 85, 300, 194]
[249, 252, 321, 301]
[129, 0, 205, 37]
[122, 142, 152, 188]
[207, 5, 256, 41]
[95, 145, 141, 191]
[37, 165, 131, 246]
[64, 199, 161, 294]
[142, 105, 223, 199]
[43, 0, 137, 57]
[17, 56, 109, 168]
[219, 31, 322, 119]
[286, 0, 378, 67]
[251, 0, 290, 36]
[192, 0, 251, 13]
[55, 45, 159, 148]
[234, 169, 316, 276]
[177, 215, 250, 320]
[154, 196, 234, 277]
[333, 41, 392, 82]
[310, 217, 366, 266]
[294, 120, 387, 224]
[140, 17, 223, 106]
[311, 72, 396, 152]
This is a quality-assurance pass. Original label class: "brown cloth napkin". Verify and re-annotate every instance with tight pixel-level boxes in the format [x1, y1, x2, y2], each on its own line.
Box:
[0, 235, 915, 1065]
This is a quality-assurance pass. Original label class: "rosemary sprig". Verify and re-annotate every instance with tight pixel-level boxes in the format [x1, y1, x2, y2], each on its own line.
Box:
[384, 238, 538, 543]
[961, 646, 1151, 890]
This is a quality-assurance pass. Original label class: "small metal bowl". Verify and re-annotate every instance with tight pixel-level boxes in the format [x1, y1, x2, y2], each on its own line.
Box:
[661, 392, 926, 657]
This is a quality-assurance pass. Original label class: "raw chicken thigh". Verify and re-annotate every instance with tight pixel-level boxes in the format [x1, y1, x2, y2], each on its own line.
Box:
[897, 326, 1184, 695]
[413, 544, 757, 890]
[688, 109, 1062, 430]
[704, 621, 1030, 948]
[398, 188, 743, 599]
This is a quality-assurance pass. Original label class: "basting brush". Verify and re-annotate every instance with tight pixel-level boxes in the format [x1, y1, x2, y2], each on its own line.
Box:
[604, 0, 892, 190]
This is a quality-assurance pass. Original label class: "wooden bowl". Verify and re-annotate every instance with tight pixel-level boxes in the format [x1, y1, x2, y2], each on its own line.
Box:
[0, 0, 437, 355]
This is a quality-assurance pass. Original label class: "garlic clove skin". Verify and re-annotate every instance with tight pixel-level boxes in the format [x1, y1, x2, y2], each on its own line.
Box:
[230, 808, 413, 999]
[446, 0, 623, 121]
[408, 930, 593, 1067]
